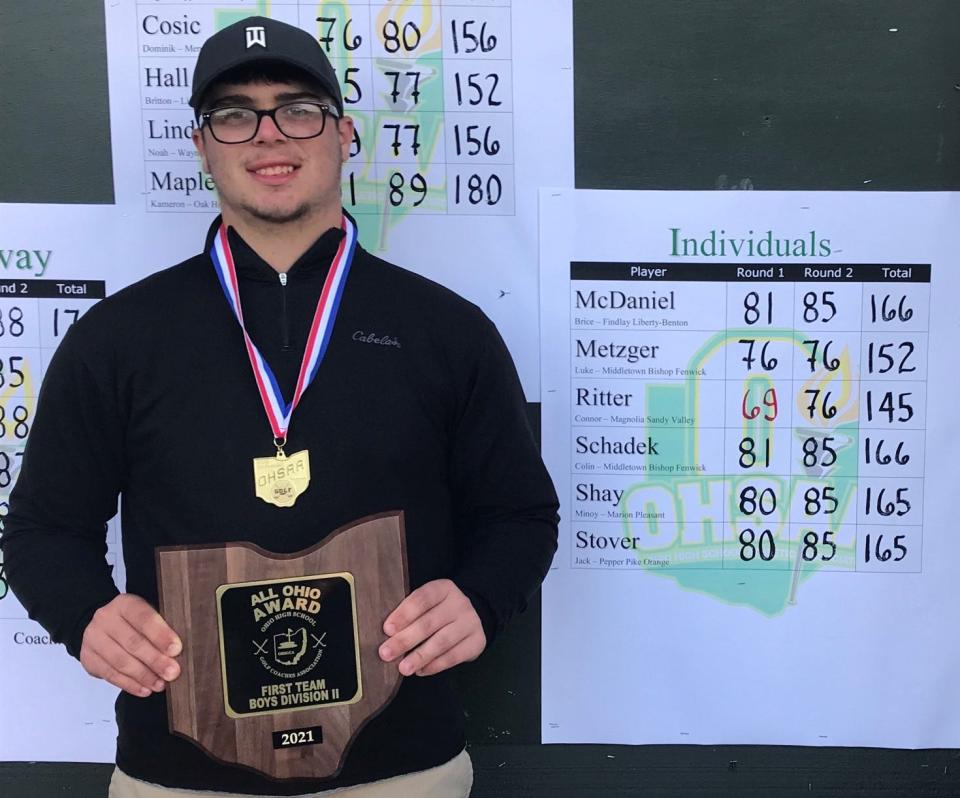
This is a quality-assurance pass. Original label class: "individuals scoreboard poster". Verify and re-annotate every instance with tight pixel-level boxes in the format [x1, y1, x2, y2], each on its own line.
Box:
[0, 0, 573, 761]
[540, 189, 960, 748]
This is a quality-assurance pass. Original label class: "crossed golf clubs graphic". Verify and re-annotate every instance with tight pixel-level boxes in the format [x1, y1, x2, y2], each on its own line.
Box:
[253, 631, 326, 657]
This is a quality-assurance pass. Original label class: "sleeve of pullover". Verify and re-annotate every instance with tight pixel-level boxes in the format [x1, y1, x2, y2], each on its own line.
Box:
[0, 316, 123, 658]
[448, 318, 559, 644]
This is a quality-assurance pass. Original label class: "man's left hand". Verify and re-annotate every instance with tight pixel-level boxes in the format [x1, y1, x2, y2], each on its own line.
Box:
[379, 579, 486, 677]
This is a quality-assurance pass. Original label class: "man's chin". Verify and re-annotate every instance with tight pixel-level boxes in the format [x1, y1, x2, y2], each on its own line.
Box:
[241, 202, 312, 225]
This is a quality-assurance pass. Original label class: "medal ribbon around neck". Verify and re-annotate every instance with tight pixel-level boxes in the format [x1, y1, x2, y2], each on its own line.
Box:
[210, 214, 358, 449]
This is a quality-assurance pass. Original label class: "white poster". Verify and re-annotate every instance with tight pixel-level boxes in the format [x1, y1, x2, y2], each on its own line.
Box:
[0, 208, 128, 761]
[0, 0, 573, 762]
[540, 189, 960, 748]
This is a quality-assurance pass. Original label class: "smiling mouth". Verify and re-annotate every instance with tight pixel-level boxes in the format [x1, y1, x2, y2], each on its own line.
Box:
[253, 165, 297, 176]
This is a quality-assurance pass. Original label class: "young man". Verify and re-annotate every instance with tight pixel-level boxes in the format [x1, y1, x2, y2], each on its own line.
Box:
[1, 16, 558, 797]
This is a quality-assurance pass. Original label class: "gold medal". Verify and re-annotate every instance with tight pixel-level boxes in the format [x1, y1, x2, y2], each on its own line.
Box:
[253, 448, 310, 508]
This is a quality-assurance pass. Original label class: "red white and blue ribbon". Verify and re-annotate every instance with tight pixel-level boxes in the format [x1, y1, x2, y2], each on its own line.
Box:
[210, 214, 358, 443]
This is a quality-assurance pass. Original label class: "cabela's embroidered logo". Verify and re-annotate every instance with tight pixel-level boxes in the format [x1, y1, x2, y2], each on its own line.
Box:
[352, 331, 401, 349]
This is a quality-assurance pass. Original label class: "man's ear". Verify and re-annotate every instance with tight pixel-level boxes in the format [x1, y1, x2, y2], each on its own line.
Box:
[338, 116, 355, 164]
[192, 125, 210, 173]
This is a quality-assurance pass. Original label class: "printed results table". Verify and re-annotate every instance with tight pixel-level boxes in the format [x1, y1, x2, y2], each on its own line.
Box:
[568, 263, 929, 578]
[136, 0, 514, 215]
[0, 281, 109, 615]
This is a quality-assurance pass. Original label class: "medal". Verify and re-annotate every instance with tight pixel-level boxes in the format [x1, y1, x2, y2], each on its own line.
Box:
[253, 449, 311, 507]
[210, 215, 358, 507]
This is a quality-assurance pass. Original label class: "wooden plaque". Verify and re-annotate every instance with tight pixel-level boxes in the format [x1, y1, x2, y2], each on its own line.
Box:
[155, 511, 408, 780]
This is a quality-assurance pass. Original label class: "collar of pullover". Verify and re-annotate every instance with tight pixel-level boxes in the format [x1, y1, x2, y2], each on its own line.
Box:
[203, 215, 347, 284]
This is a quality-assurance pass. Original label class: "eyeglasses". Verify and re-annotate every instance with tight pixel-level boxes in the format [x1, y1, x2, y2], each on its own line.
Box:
[200, 101, 340, 144]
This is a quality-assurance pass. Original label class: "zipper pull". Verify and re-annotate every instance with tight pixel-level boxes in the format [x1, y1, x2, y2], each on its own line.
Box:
[278, 271, 290, 351]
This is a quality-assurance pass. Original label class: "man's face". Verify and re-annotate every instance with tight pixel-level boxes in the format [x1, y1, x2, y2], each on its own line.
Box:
[192, 78, 353, 226]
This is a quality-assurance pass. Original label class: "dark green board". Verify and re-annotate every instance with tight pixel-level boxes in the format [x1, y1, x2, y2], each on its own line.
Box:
[575, 0, 960, 191]
[2, 1, 960, 795]
[0, 3, 114, 204]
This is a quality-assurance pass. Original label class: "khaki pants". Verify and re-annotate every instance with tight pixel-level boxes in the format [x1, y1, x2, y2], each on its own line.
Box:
[108, 750, 473, 798]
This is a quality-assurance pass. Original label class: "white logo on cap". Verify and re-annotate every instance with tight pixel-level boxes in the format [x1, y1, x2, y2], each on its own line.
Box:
[245, 26, 267, 49]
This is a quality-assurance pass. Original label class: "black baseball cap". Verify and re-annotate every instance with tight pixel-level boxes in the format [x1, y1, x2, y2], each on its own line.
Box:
[189, 16, 343, 114]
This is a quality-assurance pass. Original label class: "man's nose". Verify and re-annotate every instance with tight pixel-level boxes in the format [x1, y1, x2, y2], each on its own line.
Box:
[254, 112, 287, 143]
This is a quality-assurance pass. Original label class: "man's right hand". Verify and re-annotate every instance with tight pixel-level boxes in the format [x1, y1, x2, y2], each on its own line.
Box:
[79, 593, 182, 697]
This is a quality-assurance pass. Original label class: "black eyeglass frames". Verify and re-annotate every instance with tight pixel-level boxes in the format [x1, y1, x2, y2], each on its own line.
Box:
[199, 101, 340, 144]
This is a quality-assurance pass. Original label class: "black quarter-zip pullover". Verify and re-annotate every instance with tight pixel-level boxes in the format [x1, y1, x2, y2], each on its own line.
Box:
[1, 218, 558, 794]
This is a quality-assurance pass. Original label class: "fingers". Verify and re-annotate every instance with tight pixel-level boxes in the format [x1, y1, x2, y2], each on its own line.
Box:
[399, 622, 482, 677]
[119, 597, 182, 658]
[379, 579, 487, 678]
[382, 580, 449, 638]
[379, 602, 449, 664]
[81, 647, 157, 698]
[81, 633, 165, 696]
[109, 613, 180, 682]
[80, 593, 182, 697]
[411, 635, 486, 677]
